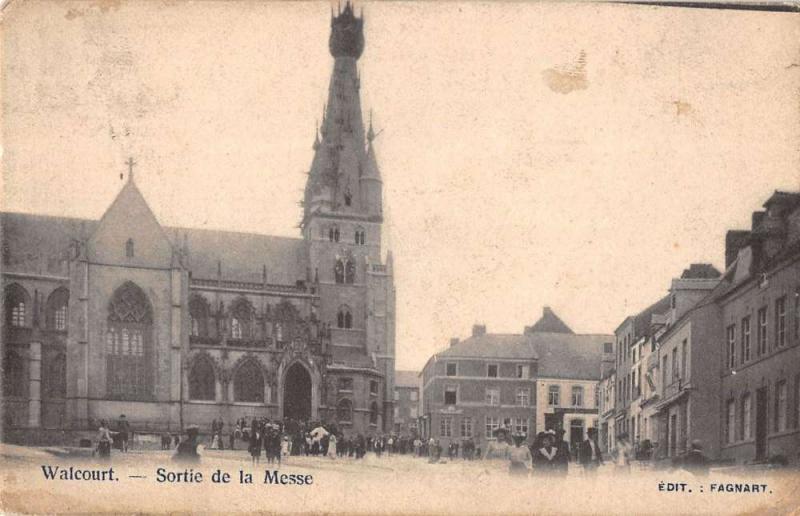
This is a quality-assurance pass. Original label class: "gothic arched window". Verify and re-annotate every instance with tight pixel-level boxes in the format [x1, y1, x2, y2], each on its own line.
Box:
[106, 281, 153, 400]
[46, 287, 69, 331]
[5, 284, 30, 328]
[369, 401, 379, 425]
[189, 295, 210, 338]
[329, 225, 340, 243]
[337, 399, 353, 422]
[334, 258, 356, 285]
[337, 306, 353, 329]
[233, 360, 264, 403]
[125, 238, 134, 258]
[230, 298, 253, 340]
[3, 351, 25, 397]
[344, 188, 352, 207]
[354, 227, 366, 245]
[43, 352, 66, 398]
[188, 356, 216, 401]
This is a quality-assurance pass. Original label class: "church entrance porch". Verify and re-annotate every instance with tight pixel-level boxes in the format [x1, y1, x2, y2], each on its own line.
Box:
[283, 363, 312, 421]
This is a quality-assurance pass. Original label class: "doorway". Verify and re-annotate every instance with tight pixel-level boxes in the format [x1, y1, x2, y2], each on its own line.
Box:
[283, 363, 312, 421]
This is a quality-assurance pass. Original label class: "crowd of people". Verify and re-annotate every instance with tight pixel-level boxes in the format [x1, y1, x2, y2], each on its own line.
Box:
[93, 416, 709, 476]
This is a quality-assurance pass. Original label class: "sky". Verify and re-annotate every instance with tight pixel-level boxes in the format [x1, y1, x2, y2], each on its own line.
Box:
[2, 1, 799, 371]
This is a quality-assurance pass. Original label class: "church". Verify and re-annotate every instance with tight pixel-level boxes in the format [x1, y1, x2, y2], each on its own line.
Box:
[1, 3, 396, 439]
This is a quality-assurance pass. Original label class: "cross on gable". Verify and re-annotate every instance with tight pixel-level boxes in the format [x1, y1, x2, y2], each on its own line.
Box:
[125, 157, 136, 182]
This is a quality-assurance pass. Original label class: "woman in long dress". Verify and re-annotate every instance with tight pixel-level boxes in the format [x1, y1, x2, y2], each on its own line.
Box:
[531, 431, 558, 475]
[508, 433, 532, 476]
[327, 434, 338, 459]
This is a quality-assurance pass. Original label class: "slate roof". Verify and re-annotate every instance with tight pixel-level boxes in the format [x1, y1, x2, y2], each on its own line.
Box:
[169, 226, 307, 285]
[1, 211, 308, 286]
[525, 306, 574, 334]
[632, 295, 672, 340]
[395, 370, 420, 388]
[436, 330, 613, 380]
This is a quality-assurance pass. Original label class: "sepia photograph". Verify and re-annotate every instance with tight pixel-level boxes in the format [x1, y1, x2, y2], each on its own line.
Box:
[1, 0, 799, 513]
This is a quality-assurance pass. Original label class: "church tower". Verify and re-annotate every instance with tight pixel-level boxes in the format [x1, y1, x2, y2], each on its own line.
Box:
[302, 2, 395, 432]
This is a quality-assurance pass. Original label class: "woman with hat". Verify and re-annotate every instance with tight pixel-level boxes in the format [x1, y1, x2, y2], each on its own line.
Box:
[532, 430, 559, 475]
[508, 432, 532, 476]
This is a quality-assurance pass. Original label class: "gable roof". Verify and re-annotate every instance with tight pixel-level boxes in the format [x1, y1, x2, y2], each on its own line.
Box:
[2, 211, 307, 286]
[525, 306, 574, 334]
[436, 331, 613, 380]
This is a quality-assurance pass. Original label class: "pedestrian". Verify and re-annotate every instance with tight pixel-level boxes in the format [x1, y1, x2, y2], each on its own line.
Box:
[249, 418, 262, 464]
[532, 431, 558, 475]
[682, 440, 710, 476]
[579, 427, 603, 474]
[174, 425, 201, 463]
[117, 415, 130, 452]
[508, 433, 532, 476]
[328, 434, 338, 459]
[614, 433, 632, 474]
[553, 429, 570, 476]
[96, 420, 113, 460]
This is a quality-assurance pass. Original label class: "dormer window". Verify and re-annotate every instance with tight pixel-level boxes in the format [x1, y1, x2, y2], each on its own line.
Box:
[125, 238, 134, 258]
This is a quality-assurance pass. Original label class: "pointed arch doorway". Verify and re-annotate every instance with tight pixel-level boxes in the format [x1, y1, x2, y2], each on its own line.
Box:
[283, 362, 312, 421]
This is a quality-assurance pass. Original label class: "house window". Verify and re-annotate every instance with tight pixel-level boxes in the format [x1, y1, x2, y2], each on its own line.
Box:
[572, 386, 584, 407]
[444, 385, 457, 405]
[742, 393, 751, 440]
[604, 342, 613, 354]
[726, 325, 736, 369]
[445, 363, 457, 377]
[742, 316, 751, 362]
[516, 388, 529, 407]
[672, 348, 678, 381]
[548, 385, 560, 406]
[439, 417, 452, 437]
[410, 391, 418, 401]
[776, 297, 786, 348]
[487, 364, 498, 378]
[485, 387, 499, 406]
[369, 380, 379, 396]
[485, 416, 499, 439]
[460, 417, 473, 438]
[776, 381, 787, 432]
[125, 238, 134, 258]
[337, 306, 353, 329]
[662, 355, 669, 388]
[337, 399, 353, 422]
[514, 417, 529, 436]
[516, 364, 529, 378]
[726, 399, 736, 444]
[681, 339, 688, 380]
[338, 377, 353, 392]
[757, 307, 768, 356]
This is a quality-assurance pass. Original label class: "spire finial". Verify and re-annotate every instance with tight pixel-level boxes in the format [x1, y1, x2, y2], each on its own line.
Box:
[125, 157, 136, 182]
[367, 110, 375, 143]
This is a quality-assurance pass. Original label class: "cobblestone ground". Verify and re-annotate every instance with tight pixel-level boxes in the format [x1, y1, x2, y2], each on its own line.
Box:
[1, 443, 798, 514]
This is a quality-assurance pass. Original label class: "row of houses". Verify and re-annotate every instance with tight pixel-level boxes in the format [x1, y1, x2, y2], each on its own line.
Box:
[600, 190, 800, 466]
[414, 308, 614, 452]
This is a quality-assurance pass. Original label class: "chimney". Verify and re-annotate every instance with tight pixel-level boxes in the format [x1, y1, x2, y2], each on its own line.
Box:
[472, 324, 486, 337]
[449, 337, 460, 347]
[725, 230, 750, 269]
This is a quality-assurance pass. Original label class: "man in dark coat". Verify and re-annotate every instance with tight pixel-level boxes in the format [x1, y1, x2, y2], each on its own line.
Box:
[579, 427, 603, 473]
[553, 429, 571, 476]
